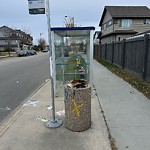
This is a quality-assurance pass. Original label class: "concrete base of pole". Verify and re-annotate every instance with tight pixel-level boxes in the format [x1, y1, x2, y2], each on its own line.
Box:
[45, 119, 63, 128]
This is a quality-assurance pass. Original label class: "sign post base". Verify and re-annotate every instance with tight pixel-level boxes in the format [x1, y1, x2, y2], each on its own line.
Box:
[45, 119, 63, 128]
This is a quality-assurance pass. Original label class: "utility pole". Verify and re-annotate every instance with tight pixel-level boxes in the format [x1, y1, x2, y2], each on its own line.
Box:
[45, 0, 63, 128]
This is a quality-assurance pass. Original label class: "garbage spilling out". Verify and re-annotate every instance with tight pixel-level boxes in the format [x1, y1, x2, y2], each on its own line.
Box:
[0, 107, 11, 111]
[56, 110, 65, 116]
[36, 117, 48, 122]
[47, 105, 53, 110]
[67, 79, 88, 88]
[23, 100, 38, 107]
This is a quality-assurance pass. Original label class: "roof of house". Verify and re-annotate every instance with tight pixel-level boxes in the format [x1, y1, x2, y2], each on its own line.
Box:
[135, 30, 150, 35]
[100, 30, 138, 39]
[0, 25, 14, 31]
[99, 6, 150, 26]
[94, 31, 100, 38]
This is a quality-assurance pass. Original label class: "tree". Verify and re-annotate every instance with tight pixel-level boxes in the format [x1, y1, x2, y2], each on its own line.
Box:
[32, 45, 40, 51]
[38, 38, 47, 51]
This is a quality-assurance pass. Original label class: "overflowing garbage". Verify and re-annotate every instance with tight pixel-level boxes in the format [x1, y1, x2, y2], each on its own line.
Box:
[66, 79, 88, 88]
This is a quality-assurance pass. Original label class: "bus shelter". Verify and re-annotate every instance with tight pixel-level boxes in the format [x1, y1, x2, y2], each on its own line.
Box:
[50, 26, 95, 96]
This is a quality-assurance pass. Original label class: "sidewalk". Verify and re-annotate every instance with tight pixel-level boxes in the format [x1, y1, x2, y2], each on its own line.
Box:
[0, 55, 17, 60]
[93, 60, 150, 150]
[1, 59, 150, 150]
[0, 56, 10, 60]
[0, 79, 111, 150]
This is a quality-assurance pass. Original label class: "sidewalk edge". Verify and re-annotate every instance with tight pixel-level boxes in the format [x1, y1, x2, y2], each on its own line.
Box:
[0, 79, 50, 137]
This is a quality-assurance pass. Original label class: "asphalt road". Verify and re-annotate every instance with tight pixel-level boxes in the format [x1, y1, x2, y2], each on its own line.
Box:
[0, 53, 50, 123]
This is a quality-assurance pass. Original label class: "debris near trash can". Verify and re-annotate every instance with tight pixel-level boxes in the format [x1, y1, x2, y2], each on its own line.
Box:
[67, 79, 88, 89]
[64, 81, 91, 132]
[79, 66, 85, 79]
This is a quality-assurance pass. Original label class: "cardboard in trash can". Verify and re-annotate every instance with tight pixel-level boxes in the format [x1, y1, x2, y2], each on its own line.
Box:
[64, 85, 91, 132]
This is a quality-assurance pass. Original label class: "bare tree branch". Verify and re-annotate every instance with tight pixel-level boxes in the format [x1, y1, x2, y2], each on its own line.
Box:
[38, 38, 47, 51]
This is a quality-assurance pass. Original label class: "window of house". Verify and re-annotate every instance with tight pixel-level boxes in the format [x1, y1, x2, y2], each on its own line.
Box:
[106, 20, 112, 28]
[118, 37, 121, 41]
[144, 19, 150, 24]
[108, 37, 111, 42]
[16, 33, 20, 36]
[9, 33, 12, 36]
[108, 20, 112, 26]
[119, 19, 132, 28]
[104, 24, 107, 30]
[102, 24, 106, 31]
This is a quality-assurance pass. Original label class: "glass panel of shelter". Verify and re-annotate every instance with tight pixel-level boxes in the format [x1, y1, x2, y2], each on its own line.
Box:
[53, 30, 90, 96]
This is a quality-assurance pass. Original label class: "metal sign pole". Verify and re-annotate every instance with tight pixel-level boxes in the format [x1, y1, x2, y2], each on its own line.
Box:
[45, 0, 63, 128]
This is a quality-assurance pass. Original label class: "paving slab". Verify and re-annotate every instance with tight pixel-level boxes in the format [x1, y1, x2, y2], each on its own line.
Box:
[93, 60, 150, 150]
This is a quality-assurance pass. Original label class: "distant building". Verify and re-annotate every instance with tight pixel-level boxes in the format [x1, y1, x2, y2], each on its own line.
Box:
[0, 25, 33, 51]
[99, 6, 150, 44]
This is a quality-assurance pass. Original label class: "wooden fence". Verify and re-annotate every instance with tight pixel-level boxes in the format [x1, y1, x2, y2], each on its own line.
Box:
[94, 34, 150, 81]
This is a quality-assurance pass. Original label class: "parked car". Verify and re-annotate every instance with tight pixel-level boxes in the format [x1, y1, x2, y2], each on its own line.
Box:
[16, 50, 37, 57]
[17, 50, 30, 57]
[16, 50, 21, 56]
[42, 49, 48, 52]
[29, 50, 37, 55]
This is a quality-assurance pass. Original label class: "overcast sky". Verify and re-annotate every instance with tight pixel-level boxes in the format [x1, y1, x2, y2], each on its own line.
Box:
[0, 0, 149, 44]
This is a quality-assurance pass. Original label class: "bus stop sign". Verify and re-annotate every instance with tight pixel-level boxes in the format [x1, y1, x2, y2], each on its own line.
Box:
[28, 0, 45, 14]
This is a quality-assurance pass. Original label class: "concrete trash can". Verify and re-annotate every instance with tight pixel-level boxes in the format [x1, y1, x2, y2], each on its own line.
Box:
[64, 84, 91, 132]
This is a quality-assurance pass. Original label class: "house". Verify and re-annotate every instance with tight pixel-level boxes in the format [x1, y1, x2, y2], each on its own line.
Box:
[99, 6, 150, 44]
[0, 26, 33, 51]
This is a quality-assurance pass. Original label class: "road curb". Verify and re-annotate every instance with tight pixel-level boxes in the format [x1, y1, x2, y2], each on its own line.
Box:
[0, 106, 26, 137]
[0, 79, 50, 137]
